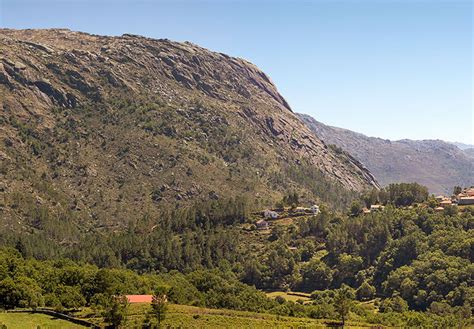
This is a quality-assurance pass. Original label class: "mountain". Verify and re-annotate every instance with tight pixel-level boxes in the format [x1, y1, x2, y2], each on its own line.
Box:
[0, 29, 378, 230]
[298, 114, 474, 194]
[451, 142, 474, 150]
[463, 148, 474, 159]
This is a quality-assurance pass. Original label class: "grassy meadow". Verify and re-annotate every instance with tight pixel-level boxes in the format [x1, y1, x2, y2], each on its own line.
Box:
[0, 304, 385, 329]
[0, 312, 85, 329]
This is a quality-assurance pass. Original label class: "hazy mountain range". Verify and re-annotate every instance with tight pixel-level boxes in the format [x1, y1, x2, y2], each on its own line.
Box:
[298, 114, 474, 194]
[451, 142, 474, 151]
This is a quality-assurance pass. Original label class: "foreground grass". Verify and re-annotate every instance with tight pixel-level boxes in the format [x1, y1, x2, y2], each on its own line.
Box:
[78, 303, 382, 328]
[131, 304, 326, 328]
[0, 304, 384, 328]
[0, 312, 85, 329]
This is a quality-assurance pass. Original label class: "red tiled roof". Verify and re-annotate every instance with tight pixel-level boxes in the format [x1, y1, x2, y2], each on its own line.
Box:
[126, 295, 153, 303]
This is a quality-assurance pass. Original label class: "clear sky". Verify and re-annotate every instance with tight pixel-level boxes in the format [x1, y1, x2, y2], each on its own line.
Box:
[1, 0, 472, 144]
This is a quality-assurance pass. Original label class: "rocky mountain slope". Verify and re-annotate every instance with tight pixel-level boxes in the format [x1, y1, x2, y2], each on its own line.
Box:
[463, 148, 474, 159]
[0, 29, 378, 230]
[299, 114, 473, 194]
[451, 142, 474, 150]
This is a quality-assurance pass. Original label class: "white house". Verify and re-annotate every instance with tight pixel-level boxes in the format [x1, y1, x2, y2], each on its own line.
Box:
[311, 205, 320, 215]
[263, 209, 279, 219]
[370, 205, 385, 212]
[435, 195, 445, 202]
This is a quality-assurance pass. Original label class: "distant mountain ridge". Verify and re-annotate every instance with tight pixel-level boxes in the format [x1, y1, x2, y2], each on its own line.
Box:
[298, 114, 474, 194]
[451, 142, 474, 150]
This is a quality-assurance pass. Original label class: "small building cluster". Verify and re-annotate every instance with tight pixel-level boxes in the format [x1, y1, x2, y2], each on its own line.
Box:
[256, 204, 320, 231]
[435, 187, 474, 211]
[434, 195, 453, 211]
[435, 195, 453, 211]
[262, 205, 319, 219]
[433, 188, 474, 211]
[456, 188, 474, 206]
[293, 205, 320, 215]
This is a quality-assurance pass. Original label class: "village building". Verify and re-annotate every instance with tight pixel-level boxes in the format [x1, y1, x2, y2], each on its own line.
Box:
[465, 188, 474, 197]
[263, 209, 279, 219]
[439, 199, 452, 207]
[435, 195, 445, 202]
[256, 219, 269, 230]
[293, 206, 315, 214]
[456, 188, 474, 201]
[370, 205, 384, 212]
[457, 193, 467, 199]
[126, 295, 153, 303]
[458, 197, 474, 206]
[434, 207, 444, 212]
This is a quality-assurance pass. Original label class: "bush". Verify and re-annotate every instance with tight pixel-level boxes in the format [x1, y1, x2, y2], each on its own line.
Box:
[55, 285, 86, 309]
[308, 303, 336, 319]
[299, 260, 333, 291]
[44, 293, 61, 308]
[380, 296, 409, 313]
[275, 295, 286, 304]
[356, 281, 376, 301]
[0, 277, 43, 309]
[103, 295, 129, 328]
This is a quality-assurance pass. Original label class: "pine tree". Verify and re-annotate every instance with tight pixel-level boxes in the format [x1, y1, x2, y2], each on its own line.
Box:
[103, 295, 128, 328]
[334, 285, 354, 326]
[151, 286, 168, 327]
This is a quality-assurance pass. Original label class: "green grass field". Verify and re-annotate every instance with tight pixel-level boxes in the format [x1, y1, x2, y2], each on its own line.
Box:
[77, 303, 379, 328]
[127, 304, 328, 328]
[123, 304, 344, 328]
[266, 291, 312, 303]
[1, 304, 382, 328]
[0, 312, 85, 329]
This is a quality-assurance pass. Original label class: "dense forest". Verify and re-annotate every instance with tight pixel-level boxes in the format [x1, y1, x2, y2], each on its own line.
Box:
[0, 183, 472, 327]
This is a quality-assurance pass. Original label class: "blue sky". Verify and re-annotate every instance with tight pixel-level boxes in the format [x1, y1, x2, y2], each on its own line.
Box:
[1, 0, 472, 144]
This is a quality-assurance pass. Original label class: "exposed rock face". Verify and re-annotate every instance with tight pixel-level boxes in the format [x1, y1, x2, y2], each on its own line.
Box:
[299, 114, 473, 194]
[463, 148, 474, 159]
[0, 29, 378, 228]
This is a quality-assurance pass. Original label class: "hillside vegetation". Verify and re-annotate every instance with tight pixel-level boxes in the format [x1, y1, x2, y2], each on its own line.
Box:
[0, 29, 377, 237]
[0, 185, 472, 327]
